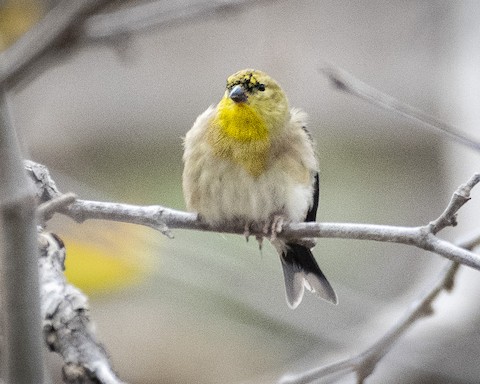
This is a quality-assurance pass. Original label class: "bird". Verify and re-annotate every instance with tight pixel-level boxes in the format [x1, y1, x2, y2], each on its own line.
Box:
[182, 69, 337, 309]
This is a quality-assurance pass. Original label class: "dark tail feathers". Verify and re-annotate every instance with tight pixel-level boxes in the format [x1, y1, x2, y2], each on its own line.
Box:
[280, 242, 337, 309]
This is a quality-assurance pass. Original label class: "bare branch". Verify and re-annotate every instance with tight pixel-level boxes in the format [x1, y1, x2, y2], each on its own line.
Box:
[37, 192, 77, 223]
[279, 214, 480, 384]
[428, 173, 480, 233]
[0, 92, 46, 382]
[278, 233, 479, 384]
[0, 0, 111, 87]
[320, 65, 480, 152]
[28, 161, 480, 272]
[83, 0, 271, 41]
[60, 201, 480, 270]
[38, 232, 125, 384]
[25, 159, 62, 201]
[279, 261, 461, 384]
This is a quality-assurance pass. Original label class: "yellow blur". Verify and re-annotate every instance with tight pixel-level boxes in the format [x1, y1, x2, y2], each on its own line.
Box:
[55, 221, 157, 296]
[0, 0, 43, 50]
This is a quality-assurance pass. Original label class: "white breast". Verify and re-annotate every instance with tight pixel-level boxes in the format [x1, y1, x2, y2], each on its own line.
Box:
[196, 157, 313, 224]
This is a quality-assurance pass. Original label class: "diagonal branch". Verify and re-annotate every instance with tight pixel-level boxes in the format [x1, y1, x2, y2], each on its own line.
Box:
[278, 262, 460, 384]
[320, 65, 480, 152]
[1, 0, 273, 87]
[428, 173, 480, 233]
[82, 0, 273, 41]
[0, 0, 111, 87]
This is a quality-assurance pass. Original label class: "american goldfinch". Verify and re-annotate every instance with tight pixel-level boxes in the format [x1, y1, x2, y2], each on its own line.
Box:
[182, 69, 337, 308]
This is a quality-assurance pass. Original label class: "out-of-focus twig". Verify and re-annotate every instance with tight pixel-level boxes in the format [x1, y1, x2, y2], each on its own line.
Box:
[279, 263, 460, 384]
[83, 0, 272, 40]
[38, 232, 125, 384]
[320, 65, 480, 152]
[0, 92, 46, 382]
[0, 0, 111, 87]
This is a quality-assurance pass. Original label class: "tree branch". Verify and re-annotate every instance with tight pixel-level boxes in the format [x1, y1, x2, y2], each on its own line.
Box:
[0, 0, 111, 87]
[320, 65, 480, 152]
[277, 173, 480, 383]
[82, 0, 272, 41]
[278, 261, 461, 384]
[0, 93, 47, 382]
[428, 173, 480, 233]
[38, 232, 125, 384]
[37, 192, 77, 224]
[26, 161, 480, 272]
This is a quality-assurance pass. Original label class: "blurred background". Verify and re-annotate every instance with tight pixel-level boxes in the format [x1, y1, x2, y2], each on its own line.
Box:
[2, 1, 480, 383]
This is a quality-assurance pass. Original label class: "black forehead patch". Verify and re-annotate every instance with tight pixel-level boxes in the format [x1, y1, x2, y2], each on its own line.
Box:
[226, 71, 263, 93]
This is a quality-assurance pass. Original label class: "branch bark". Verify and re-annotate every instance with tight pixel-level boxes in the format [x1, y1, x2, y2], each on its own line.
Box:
[26, 160, 480, 384]
[38, 232, 125, 384]
[0, 93, 46, 382]
[26, 161, 480, 272]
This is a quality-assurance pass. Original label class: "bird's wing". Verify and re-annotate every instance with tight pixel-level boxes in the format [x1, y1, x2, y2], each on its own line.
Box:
[305, 171, 319, 222]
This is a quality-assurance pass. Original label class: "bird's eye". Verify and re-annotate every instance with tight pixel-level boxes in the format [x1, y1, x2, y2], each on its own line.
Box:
[257, 83, 266, 92]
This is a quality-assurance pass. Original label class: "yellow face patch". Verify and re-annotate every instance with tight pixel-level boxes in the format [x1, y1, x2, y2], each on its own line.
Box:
[214, 97, 268, 142]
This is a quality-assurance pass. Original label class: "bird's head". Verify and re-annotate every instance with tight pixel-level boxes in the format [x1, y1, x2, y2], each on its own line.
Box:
[216, 69, 290, 138]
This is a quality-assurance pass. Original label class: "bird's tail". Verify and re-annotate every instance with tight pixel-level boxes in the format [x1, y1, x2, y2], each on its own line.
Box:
[274, 241, 337, 309]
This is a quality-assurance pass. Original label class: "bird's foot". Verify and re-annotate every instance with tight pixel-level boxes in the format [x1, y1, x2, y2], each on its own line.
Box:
[265, 214, 285, 241]
[243, 222, 264, 250]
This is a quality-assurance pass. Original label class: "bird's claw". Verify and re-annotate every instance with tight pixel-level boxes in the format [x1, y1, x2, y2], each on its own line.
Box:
[246, 215, 286, 250]
[244, 223, 251, 242]
[268, 215, 285, 240]
[255, 235, 264, 251]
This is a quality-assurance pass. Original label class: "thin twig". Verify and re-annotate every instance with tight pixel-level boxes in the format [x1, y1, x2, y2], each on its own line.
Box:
[278, 228, 480, 384]
[320, 65, 480, 152]
[428, 174, 480, 233]
[38, 232, 125, 384]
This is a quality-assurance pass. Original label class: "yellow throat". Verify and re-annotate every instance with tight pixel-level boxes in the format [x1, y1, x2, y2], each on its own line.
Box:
[209, 97, 271, 177]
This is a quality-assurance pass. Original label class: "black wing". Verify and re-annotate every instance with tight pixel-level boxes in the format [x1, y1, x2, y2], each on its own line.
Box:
[305, 171, 319, 223]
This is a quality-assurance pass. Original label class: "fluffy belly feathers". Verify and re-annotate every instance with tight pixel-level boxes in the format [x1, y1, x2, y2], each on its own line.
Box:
[183, 150, 313, 225]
